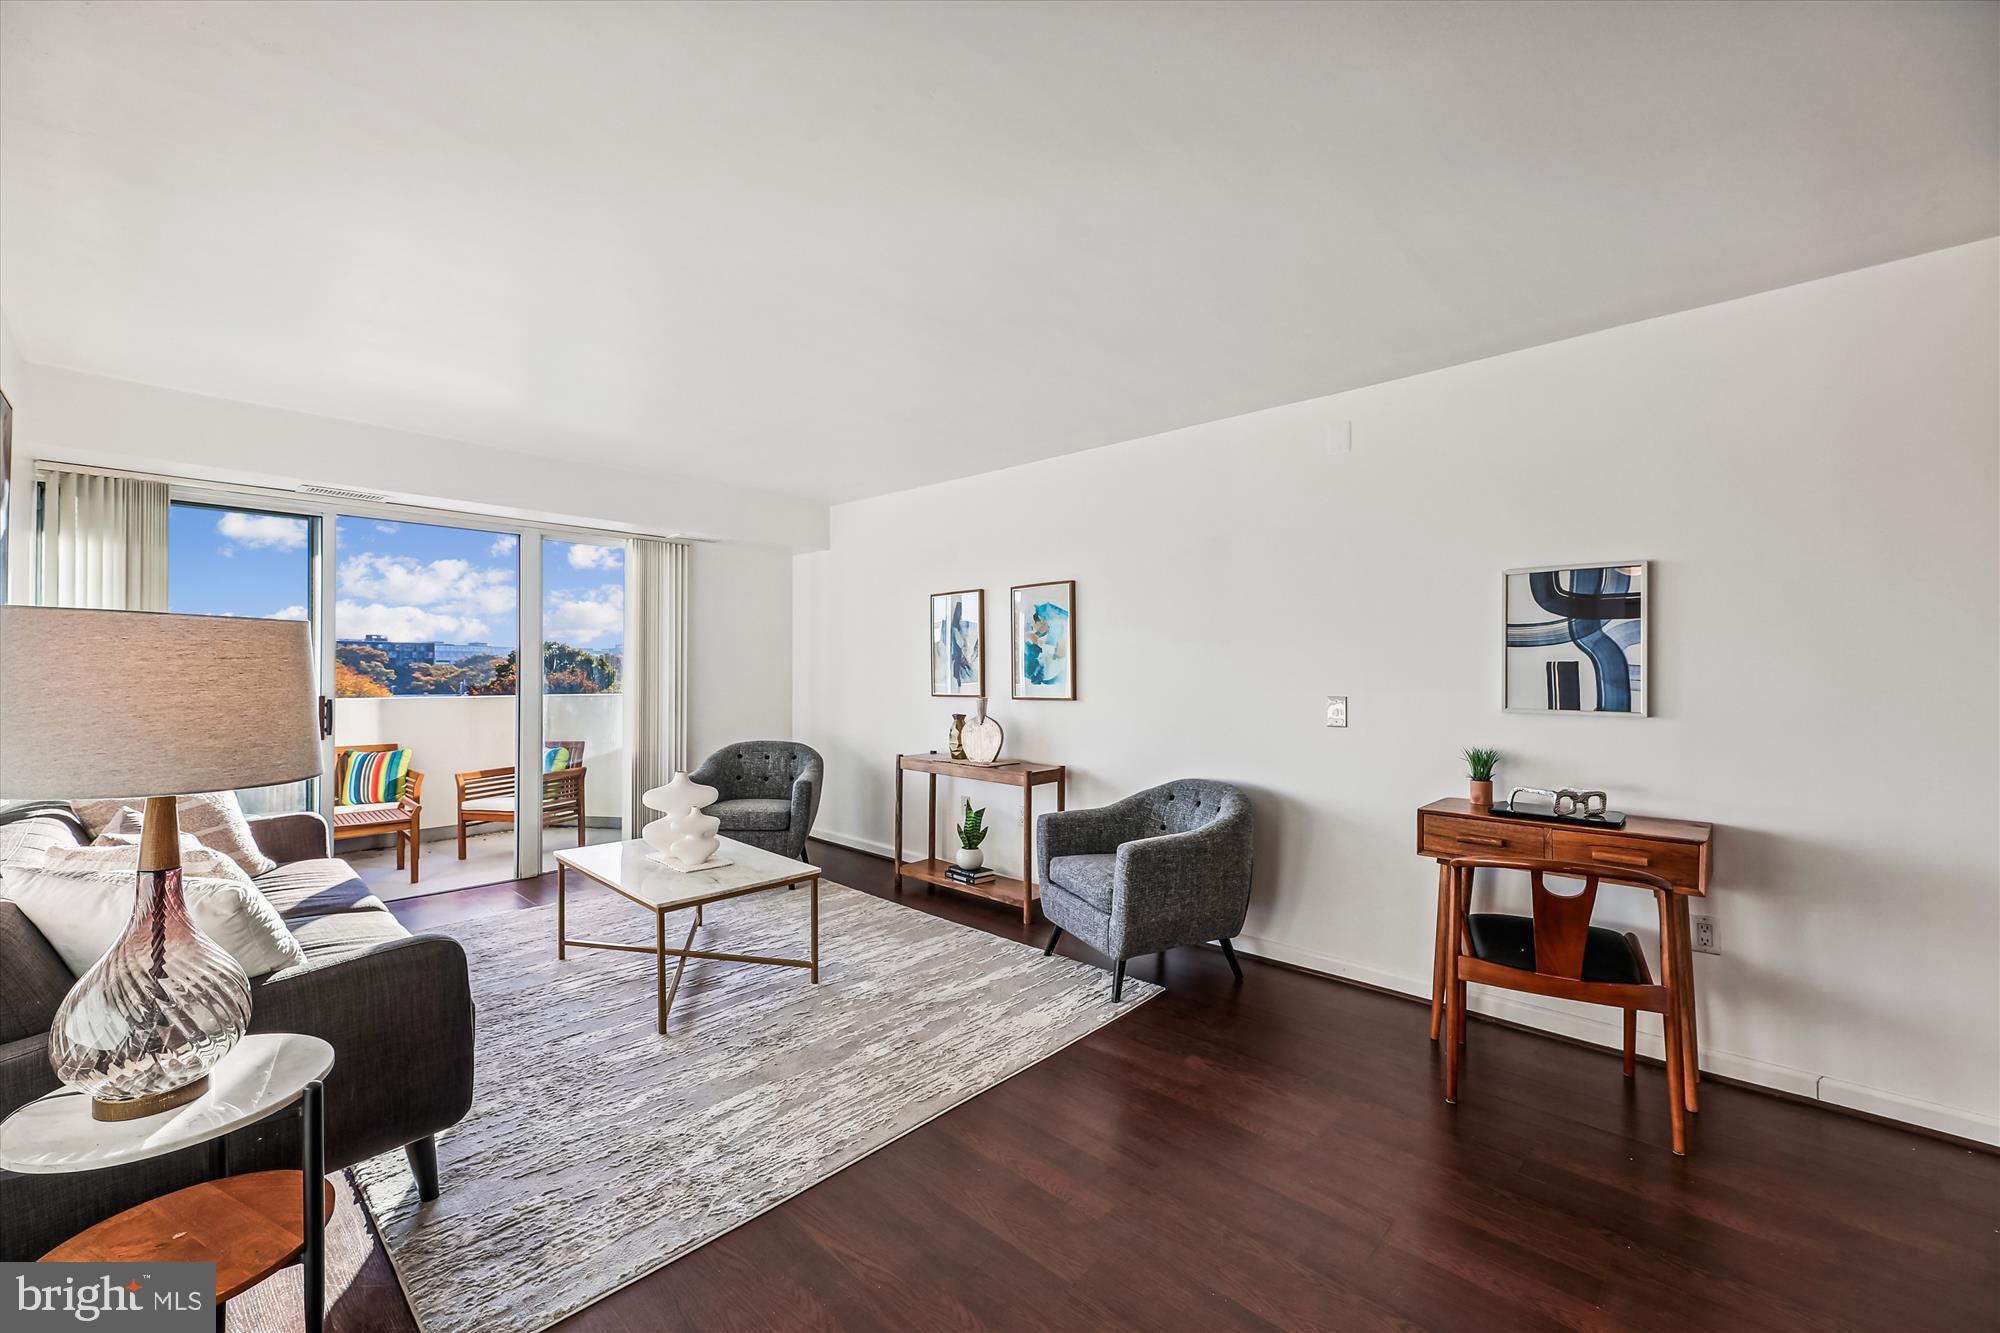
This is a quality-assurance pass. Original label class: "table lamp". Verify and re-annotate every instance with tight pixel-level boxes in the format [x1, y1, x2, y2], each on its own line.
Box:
[0, 607, 321, 1120]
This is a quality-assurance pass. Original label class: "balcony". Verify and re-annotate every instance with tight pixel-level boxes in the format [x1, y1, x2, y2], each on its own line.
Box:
[333, 692, 627, 899]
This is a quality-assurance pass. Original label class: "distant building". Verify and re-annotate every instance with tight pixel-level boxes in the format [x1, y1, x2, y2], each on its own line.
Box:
[435, 641, 502, 664]
[336, 635, 436, 670]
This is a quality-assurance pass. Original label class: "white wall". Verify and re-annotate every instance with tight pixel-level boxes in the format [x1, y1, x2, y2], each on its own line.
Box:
[794, 240, 2000, 1143]
[7, 362, 826, 551]
[688, 540, 793, 762]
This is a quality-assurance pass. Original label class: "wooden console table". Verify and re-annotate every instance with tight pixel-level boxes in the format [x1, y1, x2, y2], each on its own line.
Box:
[894, 754, 1066, 924]
[1416, 798, 1714, 1112]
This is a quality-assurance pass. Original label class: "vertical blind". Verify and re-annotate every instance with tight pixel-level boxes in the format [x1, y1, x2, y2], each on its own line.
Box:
[624, 536, 689, 830]
[38, 469, 170, 611]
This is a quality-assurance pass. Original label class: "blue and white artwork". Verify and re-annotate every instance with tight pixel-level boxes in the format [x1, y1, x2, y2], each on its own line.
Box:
[1504, 563, 1647, 716]
[930, 589, 984, 697]
[1011, 580, 1076, 700]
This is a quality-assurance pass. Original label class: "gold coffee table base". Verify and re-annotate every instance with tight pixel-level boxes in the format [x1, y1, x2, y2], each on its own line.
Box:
[557, 855, 820, 1034]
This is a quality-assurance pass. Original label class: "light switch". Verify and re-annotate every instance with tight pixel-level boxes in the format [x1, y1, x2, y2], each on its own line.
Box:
[1325, 695, 1347, 727]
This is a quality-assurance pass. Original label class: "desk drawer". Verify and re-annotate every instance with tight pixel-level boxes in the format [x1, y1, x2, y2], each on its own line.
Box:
[1549, 831, 1702, 892]
[1421, 814, 1548, 859]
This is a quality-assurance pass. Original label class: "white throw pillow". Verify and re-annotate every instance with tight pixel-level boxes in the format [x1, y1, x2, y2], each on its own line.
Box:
[1, 862, 307, 979]
[73, 793, 277, 880]
[51, 835, 257, 890]
[0, 813, 85, 879]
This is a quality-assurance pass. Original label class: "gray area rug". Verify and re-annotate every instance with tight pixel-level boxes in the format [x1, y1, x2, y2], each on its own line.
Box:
[353, 882, 1157, 1333]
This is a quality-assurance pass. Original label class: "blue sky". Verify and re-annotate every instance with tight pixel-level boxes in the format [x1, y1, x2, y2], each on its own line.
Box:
[168, 504, 625, 649]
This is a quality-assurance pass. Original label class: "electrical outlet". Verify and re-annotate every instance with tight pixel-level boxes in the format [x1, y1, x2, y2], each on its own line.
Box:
[1325, 695, 1347, 727]
[1691, 914, 1718, 955]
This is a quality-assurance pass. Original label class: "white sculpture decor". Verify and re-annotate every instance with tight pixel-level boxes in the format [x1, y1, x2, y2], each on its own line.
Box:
[641, 773, 731, 872]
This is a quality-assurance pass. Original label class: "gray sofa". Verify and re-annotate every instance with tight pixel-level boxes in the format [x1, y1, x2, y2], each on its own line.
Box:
[1, 804, 475, 1261]
[1036, 779, 1255, 999]
[689, 741, 824, 861]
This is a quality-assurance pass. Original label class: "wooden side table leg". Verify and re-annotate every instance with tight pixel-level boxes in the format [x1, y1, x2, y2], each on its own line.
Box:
[1674, 897, 1701, 1112]
[926, 774, 937, 870]
[1021, 784, 1034, 926]
[301, 1079, 325, 1333]
[1430, 861, 1449, 1042]
[892, 756, 904, 895]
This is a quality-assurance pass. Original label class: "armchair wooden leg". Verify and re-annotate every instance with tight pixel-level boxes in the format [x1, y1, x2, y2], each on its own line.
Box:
[1111, 959, 1126, 1002]
[456, 820, 467, 860]
[1623, 1009, 1637, 1077]
[1218, 937, 1243, 981]
[396, 836, 405, 870]
[1043, 926, 1064, 956]
[409, 822, 421, 884]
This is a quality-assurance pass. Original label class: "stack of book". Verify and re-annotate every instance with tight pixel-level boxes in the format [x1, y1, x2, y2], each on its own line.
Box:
[945, 863, 996, 887]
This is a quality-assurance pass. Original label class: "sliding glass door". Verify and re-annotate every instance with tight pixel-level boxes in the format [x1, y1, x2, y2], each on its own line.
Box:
[166, 500, 320, 815]
[331, 516, 519, 892]
[539, 537, 627, 870]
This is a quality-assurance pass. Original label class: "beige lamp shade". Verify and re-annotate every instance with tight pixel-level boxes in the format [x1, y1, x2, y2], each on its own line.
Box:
[0, 607, 321, 799]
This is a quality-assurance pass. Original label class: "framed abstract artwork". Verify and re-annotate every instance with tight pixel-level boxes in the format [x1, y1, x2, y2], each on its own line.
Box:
[1503, 562, 1648, 716]
[1010, 579, 1076, 700]
[930, 588, 985, 697]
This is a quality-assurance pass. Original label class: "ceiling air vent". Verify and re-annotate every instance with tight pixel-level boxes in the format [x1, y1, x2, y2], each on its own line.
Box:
[298, 483, 392, 503]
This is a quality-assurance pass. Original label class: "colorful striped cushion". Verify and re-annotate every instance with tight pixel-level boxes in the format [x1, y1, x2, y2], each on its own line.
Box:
[543, 746, 572, 772]
[338, 749, 410, 806]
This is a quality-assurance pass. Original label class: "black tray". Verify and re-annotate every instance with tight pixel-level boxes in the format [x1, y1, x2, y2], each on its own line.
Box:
[1486, 801, 1627, 830]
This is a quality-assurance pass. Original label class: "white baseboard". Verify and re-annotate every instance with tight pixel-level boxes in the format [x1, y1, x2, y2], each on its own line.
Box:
[1231, 932, 1997, 1145]
[801, 842, 1999, 1146]
[1816, 1077, 2000, 1145]
[812, 827, 896, 860]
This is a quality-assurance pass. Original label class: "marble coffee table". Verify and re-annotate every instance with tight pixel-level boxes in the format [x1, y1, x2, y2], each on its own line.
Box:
[553, 836, 821, 1033]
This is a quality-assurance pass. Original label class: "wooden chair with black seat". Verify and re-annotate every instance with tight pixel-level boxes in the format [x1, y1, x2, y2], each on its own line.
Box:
[453, 740, 588, 858]
[1440, 854, 1690, 1155]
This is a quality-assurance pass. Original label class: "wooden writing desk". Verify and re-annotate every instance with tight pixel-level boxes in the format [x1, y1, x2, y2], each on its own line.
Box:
[1416, 798, 1714, 1111]
[894, 754, 1067, 924]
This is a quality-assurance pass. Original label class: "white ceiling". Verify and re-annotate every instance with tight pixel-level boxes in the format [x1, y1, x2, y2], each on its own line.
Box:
[2, 2, 1994, 504]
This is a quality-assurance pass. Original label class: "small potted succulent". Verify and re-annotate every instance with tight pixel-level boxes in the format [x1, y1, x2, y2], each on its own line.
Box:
[954, 798, 989, 870]
[1462, 747, 1499, 810]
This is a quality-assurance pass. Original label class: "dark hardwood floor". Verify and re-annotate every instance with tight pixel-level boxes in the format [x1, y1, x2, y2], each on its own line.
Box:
[361, 840, 1998, 1333]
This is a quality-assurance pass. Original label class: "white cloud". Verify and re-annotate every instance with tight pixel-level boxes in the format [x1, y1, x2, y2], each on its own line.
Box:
[335, 600, 491, 641]
[269, 605, 309, 621]
[545, 584, 624, 647]
[338, 553, 516, 616]
[566, 543, 622, 571]
[217, 512, 308, 550]
[374, 522, 400, 534]
[490, 535, 518, 557]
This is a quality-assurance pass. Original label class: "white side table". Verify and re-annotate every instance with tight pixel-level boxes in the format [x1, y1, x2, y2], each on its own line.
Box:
[1, 1033, 335, 1331]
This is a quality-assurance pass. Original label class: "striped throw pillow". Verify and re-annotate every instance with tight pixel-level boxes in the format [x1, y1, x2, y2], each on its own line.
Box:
[543, 746, 572, 772]
[339, 749, 410, 806]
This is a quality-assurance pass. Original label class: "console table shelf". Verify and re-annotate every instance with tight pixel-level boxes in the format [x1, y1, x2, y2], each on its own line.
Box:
[893, 754, 1067, 924]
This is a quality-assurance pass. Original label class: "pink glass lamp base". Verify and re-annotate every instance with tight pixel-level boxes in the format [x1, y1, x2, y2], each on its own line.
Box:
[47, 801, 252, 1121]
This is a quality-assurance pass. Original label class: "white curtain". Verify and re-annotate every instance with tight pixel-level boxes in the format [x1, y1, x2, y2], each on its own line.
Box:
[39, 469, 170, 610]
[623, 537, 689, 832]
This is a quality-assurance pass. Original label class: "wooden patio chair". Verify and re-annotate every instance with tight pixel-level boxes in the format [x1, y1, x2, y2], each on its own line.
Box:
[330, 743, 426, 884]
[454, 740, 589, 858]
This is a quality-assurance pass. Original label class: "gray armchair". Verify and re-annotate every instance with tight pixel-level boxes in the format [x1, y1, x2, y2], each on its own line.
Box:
[689, 741, 824, 861]
[1035, 779, 1255, 999]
